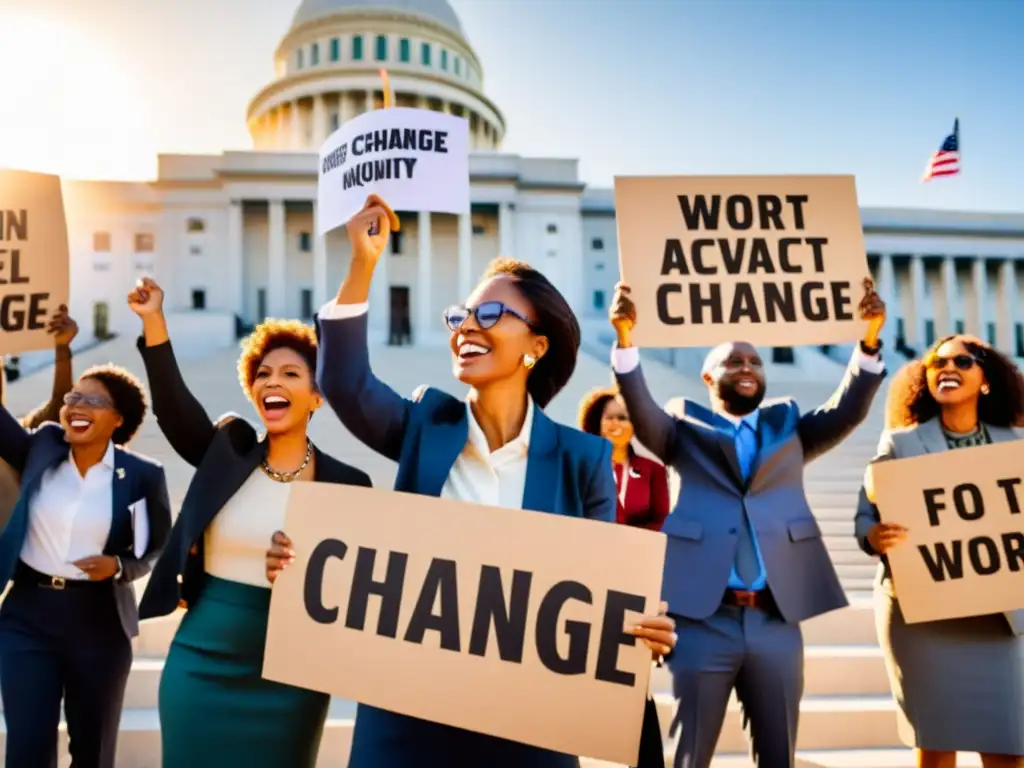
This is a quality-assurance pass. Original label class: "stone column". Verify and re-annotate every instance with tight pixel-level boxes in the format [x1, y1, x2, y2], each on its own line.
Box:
[998, 258, 1017, 352]
[938, 256, 958, 337]
[909, 255, 927, 345]
[267, 200, 287, 317]
[338, 92, 350, 126]
[498, 202, 515, 257]
[364, 90, 373, 114]
[971, 258, 987, 338]
[312, 202, 329, 310]
[227, 200, 244, 319]
[312, 94, 327, 148]
[458, 212, 472, 300]
[417, 211, 433, 344]
[288, 102, 302, 150]
[876, 253, 897, 350]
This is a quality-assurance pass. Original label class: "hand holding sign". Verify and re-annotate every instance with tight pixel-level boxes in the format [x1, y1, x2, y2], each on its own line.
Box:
[610, 283, 638, 348]
[858, 277, 886, 349]
[630, 601, 675, 659]
[266, 530, 295, 584]
[867, 521, 908, 554]
[347, 194, 400, 263]
[47, 304, 77, 346]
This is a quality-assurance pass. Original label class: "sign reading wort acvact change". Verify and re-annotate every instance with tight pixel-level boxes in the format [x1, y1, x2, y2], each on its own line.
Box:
[317, 107, 470, 235]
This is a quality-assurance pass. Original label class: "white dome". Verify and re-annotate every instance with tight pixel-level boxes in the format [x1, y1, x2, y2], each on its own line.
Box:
[290, 0, 463, 34]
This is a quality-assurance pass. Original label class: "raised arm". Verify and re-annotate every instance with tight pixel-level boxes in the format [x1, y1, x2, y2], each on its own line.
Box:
[608, 284, 678, 464]
[317, 195, 410, 462]
[118, 463, 173, 583]
[128, 278, 216, 467]
[21, 307, 78, 429]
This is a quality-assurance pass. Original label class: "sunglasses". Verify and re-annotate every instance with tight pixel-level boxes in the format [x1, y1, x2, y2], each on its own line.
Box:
[443, 301, 538, 333]
[63, 392, 113, 409]
[927, 354, 977, 371]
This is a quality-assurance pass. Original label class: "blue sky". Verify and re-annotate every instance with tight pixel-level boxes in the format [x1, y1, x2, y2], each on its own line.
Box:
[0, 0, 1020, 212]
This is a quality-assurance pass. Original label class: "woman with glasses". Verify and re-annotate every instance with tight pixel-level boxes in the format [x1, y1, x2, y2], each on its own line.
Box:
[267, 195, 676, 768]
[855, 334, 1024, 768]
[0, 361, 172, 768]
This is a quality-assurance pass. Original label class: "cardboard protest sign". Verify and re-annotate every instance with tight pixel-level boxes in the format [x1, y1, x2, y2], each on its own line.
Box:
[317, 106, 469, 235]
[0, 169, 70, 354]
[614, 175, 870, 348]
[263, 483, 666, 764]
[871, 440, 1024, 624]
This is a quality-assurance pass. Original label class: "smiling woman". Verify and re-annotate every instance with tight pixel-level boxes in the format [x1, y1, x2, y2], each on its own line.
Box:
[0, 13, 153, 179]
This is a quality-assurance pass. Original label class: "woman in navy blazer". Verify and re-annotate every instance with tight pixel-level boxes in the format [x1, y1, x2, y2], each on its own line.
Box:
[267, 196, 675, 768]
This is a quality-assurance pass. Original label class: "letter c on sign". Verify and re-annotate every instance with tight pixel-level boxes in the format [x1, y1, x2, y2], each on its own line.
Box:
[304, 538, 348, 624]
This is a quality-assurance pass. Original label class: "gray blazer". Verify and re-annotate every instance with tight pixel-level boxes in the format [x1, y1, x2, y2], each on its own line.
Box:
[616, 349, 885, 624]
[855, 418, 1024, 635]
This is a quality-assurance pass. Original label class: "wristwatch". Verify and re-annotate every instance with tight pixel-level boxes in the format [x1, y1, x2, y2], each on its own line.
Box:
[114, 555, 123, 581]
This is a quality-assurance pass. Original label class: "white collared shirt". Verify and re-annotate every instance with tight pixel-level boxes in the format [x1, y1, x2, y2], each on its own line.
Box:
[319, 300, 532, 509]
[20, 442, 116, 580]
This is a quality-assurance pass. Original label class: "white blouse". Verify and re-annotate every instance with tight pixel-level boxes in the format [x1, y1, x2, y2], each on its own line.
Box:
[204, 469, 291, 589]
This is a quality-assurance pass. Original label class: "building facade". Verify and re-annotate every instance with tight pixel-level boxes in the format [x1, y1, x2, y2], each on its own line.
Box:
[60, 0, 1024, 372]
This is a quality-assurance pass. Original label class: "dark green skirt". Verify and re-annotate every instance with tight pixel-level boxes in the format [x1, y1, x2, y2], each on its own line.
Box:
[159, 575, 329, 767]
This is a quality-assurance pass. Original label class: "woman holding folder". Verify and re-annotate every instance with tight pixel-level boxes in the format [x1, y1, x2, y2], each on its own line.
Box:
[267, 195, 675, 767]
[127, 279, 372, 768]
[855, 334, 1024, 767]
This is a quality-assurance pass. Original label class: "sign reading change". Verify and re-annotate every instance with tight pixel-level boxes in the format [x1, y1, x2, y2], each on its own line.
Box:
[0, 168, 70, 354]
[614, 175, 871, 348]
[317, 106, 469, 235]
[871, 440, 1024, 624]
[262, 483, 666, 764]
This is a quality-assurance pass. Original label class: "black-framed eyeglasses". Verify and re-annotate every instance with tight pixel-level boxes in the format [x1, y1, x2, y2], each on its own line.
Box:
[63, 392, 113, 409]
[443, 301, 538, 333]
[927, 353, 977, 371]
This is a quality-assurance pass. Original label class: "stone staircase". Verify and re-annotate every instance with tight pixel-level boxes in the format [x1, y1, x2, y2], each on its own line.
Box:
[3, 339, 982, 766]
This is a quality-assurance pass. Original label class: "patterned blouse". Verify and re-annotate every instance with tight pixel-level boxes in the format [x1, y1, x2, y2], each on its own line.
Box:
[942, 424, 991, 449]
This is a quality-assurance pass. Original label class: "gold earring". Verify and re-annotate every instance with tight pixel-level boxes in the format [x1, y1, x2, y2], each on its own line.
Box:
[523, 354, 536, 369]
[981, 384, 990, 395]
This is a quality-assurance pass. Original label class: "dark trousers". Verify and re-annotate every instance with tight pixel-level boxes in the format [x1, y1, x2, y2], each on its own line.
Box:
[0, 565, 132, 768]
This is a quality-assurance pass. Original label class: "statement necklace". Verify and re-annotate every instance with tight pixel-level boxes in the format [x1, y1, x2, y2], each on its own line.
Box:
[261, 439, 313, 483]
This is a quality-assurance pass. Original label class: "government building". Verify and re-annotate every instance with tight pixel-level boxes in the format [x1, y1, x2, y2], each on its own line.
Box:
[51, 0, 1024, 375]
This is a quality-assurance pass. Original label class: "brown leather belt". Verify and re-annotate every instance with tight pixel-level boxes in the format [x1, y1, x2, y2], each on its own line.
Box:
[722, 588, 774, 610]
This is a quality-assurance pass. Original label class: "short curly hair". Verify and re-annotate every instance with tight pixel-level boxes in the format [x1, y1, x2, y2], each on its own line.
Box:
[237, 319, 319, 401]
[886, 334, 1024, 429]
[481, 258, 580, 409]
[577, 385, 634, 458]
[79, 364, 148, 445]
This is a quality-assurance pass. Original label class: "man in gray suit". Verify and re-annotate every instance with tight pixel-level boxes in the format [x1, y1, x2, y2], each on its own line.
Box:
[609, 280, 887, 767]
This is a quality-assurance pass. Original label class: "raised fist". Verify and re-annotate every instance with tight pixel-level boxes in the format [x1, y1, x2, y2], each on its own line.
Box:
[127, 276, 164, 317]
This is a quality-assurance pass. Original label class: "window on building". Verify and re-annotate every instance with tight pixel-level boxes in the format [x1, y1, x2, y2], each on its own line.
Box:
[134, 233, 154, 253]
[441, 49, 448, 70]
[421, 42, 431, 65]
[987, 322, 997, 345]
[1016, 323, 1024, 357]
[546, 223, 558, 234]
[352, 35, 364, 60]
[93, 232, 111, 252]
[330, 112, 340, 131]
[93, 262, 110, 272]
[186, 218, 205, 233]
[296, 48, 304, 69]
[772, 348, 795, 364]
[546, 250, 557, 259]
[300, 289, 313, 320]
[189, 245, 202, 256]
[895, 318, 906, 347]
[593, 290, 605, 310]
[191, 289, 206, 310]
[299, 232, 312, 252]
[257, 289, 267, 320]
[330, 38, 340, 61]
[595, 263, 605, 271]
[454, 56, 461, 75]
[399, 38, 410, 62]
[955, 319, 965, 334]
[311, 42, 320, 66]
[391, 230, 404, 255]
[591, 237, 604, 250]
[471, 224, 485, 235]
[375, 35, 388, 61]
[925, 320, 936, 346]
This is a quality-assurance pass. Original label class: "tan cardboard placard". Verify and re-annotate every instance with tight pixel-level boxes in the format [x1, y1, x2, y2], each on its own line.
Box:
[871, 441, 1024, 624]
[0, 169, 70, 355]
[614, 175, 870, 348]
[263, 483, 666, 764]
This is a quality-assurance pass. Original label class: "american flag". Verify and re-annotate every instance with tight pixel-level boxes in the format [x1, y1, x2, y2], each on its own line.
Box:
[921, 118, 960, 182]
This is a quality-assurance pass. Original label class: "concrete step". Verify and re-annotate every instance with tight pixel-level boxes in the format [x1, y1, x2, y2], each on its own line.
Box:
[582, 749, 983, 768]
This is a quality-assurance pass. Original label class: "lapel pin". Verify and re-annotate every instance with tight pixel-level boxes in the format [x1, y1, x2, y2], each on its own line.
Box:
[116, 468, 125, 480]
